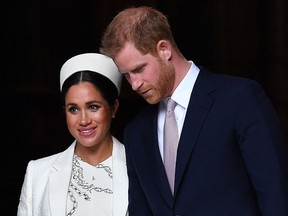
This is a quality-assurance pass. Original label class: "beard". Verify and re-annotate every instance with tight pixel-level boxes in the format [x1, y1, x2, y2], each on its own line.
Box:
[144, 58, 175, 104]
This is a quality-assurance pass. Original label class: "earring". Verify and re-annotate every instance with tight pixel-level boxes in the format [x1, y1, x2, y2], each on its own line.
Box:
[112, 114, 116, 118]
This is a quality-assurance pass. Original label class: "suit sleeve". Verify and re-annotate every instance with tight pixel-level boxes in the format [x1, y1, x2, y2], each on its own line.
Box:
[17, 161, 34, 216]
[235, 80, 288, 215]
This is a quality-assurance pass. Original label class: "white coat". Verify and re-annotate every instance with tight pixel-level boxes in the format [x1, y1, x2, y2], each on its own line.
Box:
[17, 136, 128, 216]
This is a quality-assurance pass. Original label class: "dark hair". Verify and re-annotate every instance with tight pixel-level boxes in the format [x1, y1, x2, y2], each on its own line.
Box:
[61, 70, 118, 107]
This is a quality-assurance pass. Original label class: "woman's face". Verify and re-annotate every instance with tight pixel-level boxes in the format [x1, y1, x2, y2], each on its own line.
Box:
[64, 82, 117, 149]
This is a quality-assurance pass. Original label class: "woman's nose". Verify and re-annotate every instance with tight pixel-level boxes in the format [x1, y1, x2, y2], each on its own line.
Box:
[79, 111, 91, 125]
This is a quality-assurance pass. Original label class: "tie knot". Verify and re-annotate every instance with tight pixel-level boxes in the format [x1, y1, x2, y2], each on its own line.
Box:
[166, 98, 177, 111]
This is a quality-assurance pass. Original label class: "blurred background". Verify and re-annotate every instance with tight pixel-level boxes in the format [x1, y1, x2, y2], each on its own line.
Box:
[3, 0, 287, 213]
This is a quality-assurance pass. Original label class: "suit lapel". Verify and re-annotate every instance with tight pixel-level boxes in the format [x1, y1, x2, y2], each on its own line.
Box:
[49, 142, 75, 216]
[174, 68, 216, 195]
[141, 105, 175, 206]
[112, 137, 128, 216]
[48, 139, 128, 216]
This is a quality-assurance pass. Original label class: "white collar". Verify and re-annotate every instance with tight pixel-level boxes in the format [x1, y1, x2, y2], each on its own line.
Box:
[170, 60, 199, 109]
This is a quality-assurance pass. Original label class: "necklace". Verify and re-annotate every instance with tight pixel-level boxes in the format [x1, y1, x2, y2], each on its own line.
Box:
[66, 154, 113, 215]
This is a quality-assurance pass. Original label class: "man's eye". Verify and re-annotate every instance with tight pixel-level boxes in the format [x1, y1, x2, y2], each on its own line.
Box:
[124, 73, 130, 79]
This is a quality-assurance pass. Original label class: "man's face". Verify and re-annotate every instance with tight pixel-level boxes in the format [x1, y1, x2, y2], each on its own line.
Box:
[114, 42, 175, 104]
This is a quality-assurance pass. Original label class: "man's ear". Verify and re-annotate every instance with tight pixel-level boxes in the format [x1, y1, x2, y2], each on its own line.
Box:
[157, 40, 172, 61]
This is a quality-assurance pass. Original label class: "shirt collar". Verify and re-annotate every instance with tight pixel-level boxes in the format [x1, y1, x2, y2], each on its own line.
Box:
[171, 60, 200, 109]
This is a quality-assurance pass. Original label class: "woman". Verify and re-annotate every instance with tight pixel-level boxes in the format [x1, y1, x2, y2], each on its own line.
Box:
[17, 53, 128, 216]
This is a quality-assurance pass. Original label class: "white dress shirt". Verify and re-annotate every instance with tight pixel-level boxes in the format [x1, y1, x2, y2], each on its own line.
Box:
[158, 61, 200, 158]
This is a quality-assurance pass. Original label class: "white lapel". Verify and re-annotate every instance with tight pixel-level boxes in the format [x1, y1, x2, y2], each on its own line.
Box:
[49, 141, 76, 216]
[45, 138, 128, 216]
[112, 137, 129, 216]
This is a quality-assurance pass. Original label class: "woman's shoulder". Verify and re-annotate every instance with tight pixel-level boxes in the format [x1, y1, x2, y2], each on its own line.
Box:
[27, 142, 76, 170]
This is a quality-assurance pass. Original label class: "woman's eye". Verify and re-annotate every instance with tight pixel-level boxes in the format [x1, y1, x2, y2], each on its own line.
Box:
[89, 104, 100, 111]
[68, 107, 78, 113]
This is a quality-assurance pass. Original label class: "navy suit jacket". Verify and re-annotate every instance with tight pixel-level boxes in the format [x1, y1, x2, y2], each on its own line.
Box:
[124, 67, 288, 216]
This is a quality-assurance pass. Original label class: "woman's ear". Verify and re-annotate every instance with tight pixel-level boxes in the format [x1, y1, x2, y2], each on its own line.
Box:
[112, 99, 120, 118]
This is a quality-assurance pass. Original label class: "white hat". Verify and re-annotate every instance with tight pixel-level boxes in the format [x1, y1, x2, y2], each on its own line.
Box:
[60, 53, 122, 94]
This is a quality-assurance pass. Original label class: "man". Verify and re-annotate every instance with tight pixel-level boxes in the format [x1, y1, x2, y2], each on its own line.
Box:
[100, 6, 288, 215]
